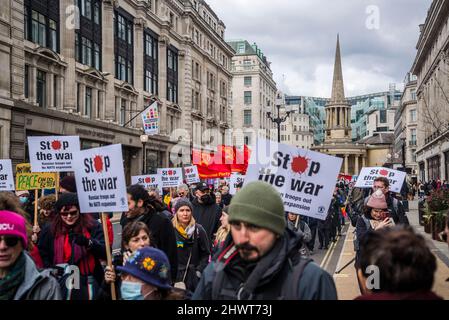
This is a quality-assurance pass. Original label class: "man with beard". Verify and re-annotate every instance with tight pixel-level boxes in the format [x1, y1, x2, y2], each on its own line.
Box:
[191, 182, 222, 243]
[192, 181, 337, 300]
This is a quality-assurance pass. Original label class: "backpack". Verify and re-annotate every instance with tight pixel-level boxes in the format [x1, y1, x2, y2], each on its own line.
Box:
[353, 215, 371, 252]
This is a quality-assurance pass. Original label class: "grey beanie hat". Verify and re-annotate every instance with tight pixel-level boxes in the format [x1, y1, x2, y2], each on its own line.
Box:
[174, 198, 193, 213]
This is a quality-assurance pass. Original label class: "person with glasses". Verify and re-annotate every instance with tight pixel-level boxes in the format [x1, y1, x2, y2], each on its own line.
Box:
[363, 177, 409, 225]
[37, 193, 107, 300]
[0, 210, 61, 300]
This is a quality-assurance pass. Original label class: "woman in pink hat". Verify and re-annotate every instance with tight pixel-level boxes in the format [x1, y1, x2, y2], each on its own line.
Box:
[354, 189, 394, 292]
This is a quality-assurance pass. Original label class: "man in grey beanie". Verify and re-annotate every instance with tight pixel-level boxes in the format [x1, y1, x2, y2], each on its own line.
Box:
[193, 181, 337, 300]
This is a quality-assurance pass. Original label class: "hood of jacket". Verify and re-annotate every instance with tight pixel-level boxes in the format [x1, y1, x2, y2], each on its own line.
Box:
[14, 252, 52, 300]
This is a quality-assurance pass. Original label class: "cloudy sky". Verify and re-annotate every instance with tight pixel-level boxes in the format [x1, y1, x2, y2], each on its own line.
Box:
[207, 0, 431, 97]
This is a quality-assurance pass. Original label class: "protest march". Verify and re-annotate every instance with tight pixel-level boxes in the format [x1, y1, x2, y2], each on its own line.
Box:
[1, 134, 447, 305]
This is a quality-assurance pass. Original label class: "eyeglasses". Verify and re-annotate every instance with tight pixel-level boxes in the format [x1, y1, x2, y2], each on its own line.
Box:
[373, 185, 386, 190]
[60, 210, 79, 217]
[0, 235, 20, 247]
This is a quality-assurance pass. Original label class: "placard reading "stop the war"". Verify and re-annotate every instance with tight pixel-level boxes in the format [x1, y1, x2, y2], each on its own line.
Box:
[157, 168, 183, 188]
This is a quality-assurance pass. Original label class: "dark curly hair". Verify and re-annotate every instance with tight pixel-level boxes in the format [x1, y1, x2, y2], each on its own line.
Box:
[359, 225, 436, 293]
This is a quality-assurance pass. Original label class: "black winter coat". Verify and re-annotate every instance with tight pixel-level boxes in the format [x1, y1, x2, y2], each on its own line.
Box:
[37, 220, 107, 287]
[191, 198, 222, 242]
[174, 224, 211, 292]
[120, 209, 178, 281]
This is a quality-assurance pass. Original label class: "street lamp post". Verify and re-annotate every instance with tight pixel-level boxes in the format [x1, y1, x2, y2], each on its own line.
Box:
[266, 102, 293, 143]
[401, 137, 406, 172]
[140, 134, 149, 175]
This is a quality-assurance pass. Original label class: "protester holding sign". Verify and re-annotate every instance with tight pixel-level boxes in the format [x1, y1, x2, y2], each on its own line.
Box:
[0, 210, 61, 300]
[172, 199, 210, 292]
[103, 221, 152, 300]
[193, 181, 337, 300]
[37, 193, 107, 300]
[120, 184, 178, 282]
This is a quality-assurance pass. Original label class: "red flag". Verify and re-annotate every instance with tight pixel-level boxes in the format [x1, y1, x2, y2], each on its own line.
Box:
[192, 149, 231, 179]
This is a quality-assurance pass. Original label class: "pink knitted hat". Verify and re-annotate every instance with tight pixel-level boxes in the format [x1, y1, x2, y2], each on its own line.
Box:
[0, 210, 28, 248]
[366, 189, 388, 209]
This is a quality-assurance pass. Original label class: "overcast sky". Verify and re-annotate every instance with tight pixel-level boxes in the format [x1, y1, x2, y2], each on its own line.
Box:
[207, 0, 431, 97]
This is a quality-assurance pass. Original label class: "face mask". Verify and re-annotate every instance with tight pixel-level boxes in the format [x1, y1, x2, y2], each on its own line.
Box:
[200, 194, 213, 204]
[19, 197, 28, 204]
[121, 281, 144, 300]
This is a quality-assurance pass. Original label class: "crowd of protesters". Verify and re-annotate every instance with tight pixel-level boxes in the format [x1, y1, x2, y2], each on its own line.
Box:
[1, 173, 448, 301]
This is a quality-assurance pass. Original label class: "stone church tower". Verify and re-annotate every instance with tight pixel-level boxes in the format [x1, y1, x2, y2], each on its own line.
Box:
[325, 34, 352, 142]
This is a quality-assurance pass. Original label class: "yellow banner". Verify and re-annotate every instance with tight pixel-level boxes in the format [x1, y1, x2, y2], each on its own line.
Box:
[16, 163, 31, 174]
[16, 172, 57, 191]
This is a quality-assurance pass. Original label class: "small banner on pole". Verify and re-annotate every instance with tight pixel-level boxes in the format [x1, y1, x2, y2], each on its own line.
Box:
[142, 102, 159, 135]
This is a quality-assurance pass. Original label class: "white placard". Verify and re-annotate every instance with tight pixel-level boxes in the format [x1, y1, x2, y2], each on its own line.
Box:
[244, 138, 342, 220]
[157, 168, 183, 188]
[73, 144, 128, 213]
[229, 173, 245, 195]
[28, 136, 81, 172]
[131, 174, 161, 190]
[0, 160, 15, 191]
[184, 165, 200, 184]
[354, 167, 406, 193]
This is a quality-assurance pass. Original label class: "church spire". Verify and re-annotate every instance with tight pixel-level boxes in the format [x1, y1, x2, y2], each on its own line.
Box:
[330, 34, 346, 103]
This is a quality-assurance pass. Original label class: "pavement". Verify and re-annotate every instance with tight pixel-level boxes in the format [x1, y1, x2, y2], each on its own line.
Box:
[333, 200, 449, 300]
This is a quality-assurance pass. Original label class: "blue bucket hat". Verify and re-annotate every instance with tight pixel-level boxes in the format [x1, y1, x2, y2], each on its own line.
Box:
[117, 247, 172, 290]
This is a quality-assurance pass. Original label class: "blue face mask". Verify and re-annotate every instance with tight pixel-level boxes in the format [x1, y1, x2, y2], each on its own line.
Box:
[19, 197, 28, 204]
[121, 281, 144, 300]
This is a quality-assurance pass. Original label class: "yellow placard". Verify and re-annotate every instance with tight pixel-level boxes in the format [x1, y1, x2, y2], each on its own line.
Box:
[16, 163, 31, 174]
[15, 172, 57, 191]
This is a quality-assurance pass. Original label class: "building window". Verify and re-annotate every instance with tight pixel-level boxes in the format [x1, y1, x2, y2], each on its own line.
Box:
[25, 1, 60, 52]
[167, 47, 178, 103]
[114, 10, 134, 83]
[31, 11, 46, 47]
[81, 37, 92, 66]
[76, 0, 102, 70]
[244, 91, 252, 105]
[237, 43, 245, 53]
[244, 76, 252, 86]
[379, 109, 387, 123]
[244, 110, 252, 125]
[411, 89, 416, 100]
[144, 30, 158, 94]
[85, 87, 92, 118]
[410, 128, 417, 145]
[36, 70, 46, 108]
[410, 109, 417, 122]
[244, 134, 251, 146]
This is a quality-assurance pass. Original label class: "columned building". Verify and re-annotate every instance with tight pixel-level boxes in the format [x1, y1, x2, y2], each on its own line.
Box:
[411, 0, 449, 182]
[0, 0, 233, 182]
[312, 35, 367, 175]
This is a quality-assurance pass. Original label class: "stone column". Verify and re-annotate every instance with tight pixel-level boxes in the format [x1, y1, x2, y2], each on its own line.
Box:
[57, 76, 64, 111]
[78, 83, 86, 115]
[61, 0, 76, 111]
[103, 0, 116, 121]
[97, 90, 104, 120]
[91, 88, 98, 119]
[344, 154, 349, 174]
[134, 18, 145, 124]
[29, 65, 37, 104]
[362, 156, 366, 168]
[47, 73, 54, 109]
[114, 96, 121, 123]
[355, 154, 359, 175]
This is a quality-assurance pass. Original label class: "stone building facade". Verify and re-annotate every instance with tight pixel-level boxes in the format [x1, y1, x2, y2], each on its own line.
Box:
[0, 0, 233, 181]
[411, 0, 449, 182]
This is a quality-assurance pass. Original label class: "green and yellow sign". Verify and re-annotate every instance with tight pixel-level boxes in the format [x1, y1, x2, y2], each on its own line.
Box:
[15, 163, 57, 191]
